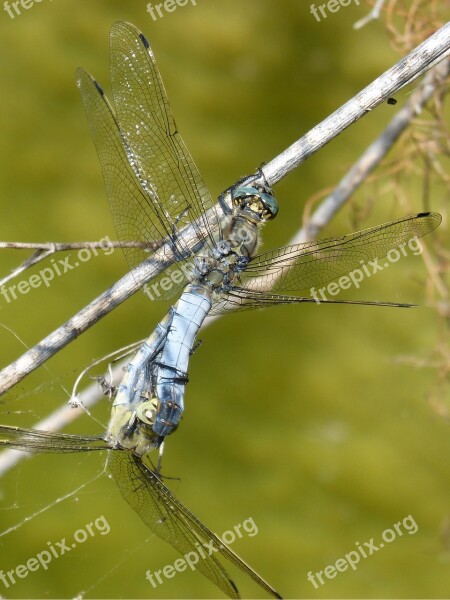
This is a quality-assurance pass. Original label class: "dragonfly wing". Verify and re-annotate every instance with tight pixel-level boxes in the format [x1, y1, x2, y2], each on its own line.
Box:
[76, 66, 192, 299]
[77, 22, 219, 299]
[210, 212, 441, 313]
[109, 22, 219, 258]
[0, 424, 107, 453]
[108, 451, 281, 599]
[209, 290, 414, 314]
[77, 67, 164, 266]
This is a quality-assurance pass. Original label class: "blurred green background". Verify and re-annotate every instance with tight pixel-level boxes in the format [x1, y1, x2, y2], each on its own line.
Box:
[0, 0, 449, 598]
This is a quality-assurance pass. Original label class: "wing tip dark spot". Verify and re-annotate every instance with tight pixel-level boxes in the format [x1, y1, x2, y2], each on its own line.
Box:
[93, 79, 104, 96]
[139, 32, 150, 49]
[417, 212, 431, 217]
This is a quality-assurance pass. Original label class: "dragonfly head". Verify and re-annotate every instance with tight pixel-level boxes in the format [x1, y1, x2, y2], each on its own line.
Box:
[231, 186, 278, 222]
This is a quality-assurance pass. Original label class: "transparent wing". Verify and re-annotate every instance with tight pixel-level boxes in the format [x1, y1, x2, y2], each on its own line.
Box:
[0, 424, 107, 453]
[0, 428, 281, 596]
[108, 451, 281, 599]
[77, 22, 219, 299]
[109, 21, 219, 258]
[210, 212, 441, 314]
[210, 291, 414, 313]
[77, 67, 164, 257]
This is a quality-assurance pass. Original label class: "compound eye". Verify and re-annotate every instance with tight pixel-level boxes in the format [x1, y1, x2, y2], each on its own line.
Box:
[231, 185, 278, 220]
[259, 192, 279, 220]
[231, 186, 257, 206]
[136, 398, 159, 425]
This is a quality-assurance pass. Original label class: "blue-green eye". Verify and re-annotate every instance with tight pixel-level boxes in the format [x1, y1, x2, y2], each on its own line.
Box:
[231, 186, 279, 220]
[258, 191, 279, 219]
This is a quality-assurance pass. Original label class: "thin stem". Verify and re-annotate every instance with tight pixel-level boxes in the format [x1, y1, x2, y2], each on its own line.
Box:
[0, 241, 160, 287]
[298, 58, 450, 243]
[0, 241, 158, 250]
[353, 0, 387, 30]
[257, 22, 450, 187]
[0, 50, 447, 475]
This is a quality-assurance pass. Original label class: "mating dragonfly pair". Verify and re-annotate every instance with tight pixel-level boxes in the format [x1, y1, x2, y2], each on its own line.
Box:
[0, 21, 440, 598]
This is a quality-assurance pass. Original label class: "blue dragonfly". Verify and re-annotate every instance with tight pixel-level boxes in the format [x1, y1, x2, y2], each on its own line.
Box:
[75, 21, 440, 455]
[67, 19, 443, 597]
[0, 21, 439, 600]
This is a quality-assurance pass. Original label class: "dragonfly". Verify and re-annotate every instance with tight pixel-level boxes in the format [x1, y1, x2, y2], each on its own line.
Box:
[75, 21, 440, 456]
[0, 20, 441, 600]
[72, 23, 441, 594]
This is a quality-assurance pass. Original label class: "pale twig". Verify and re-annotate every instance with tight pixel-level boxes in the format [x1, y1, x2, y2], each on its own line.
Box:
[0, 23, 448, 398]
[0, 240, 160, 287]
[297, 58, 450, 243]
[353, 0, 386, 30]
[0, 241, 157, 250]
[0, 223, 207, 396]
[258, 22, 450, 187]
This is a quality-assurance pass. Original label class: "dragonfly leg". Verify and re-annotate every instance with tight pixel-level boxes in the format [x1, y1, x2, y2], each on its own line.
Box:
[190, 338, 203, 356]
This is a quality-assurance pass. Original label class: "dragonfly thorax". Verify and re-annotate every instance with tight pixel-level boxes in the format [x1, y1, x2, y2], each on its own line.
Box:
[190, 218, 256, 291]
[213, 239, 232, 257]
